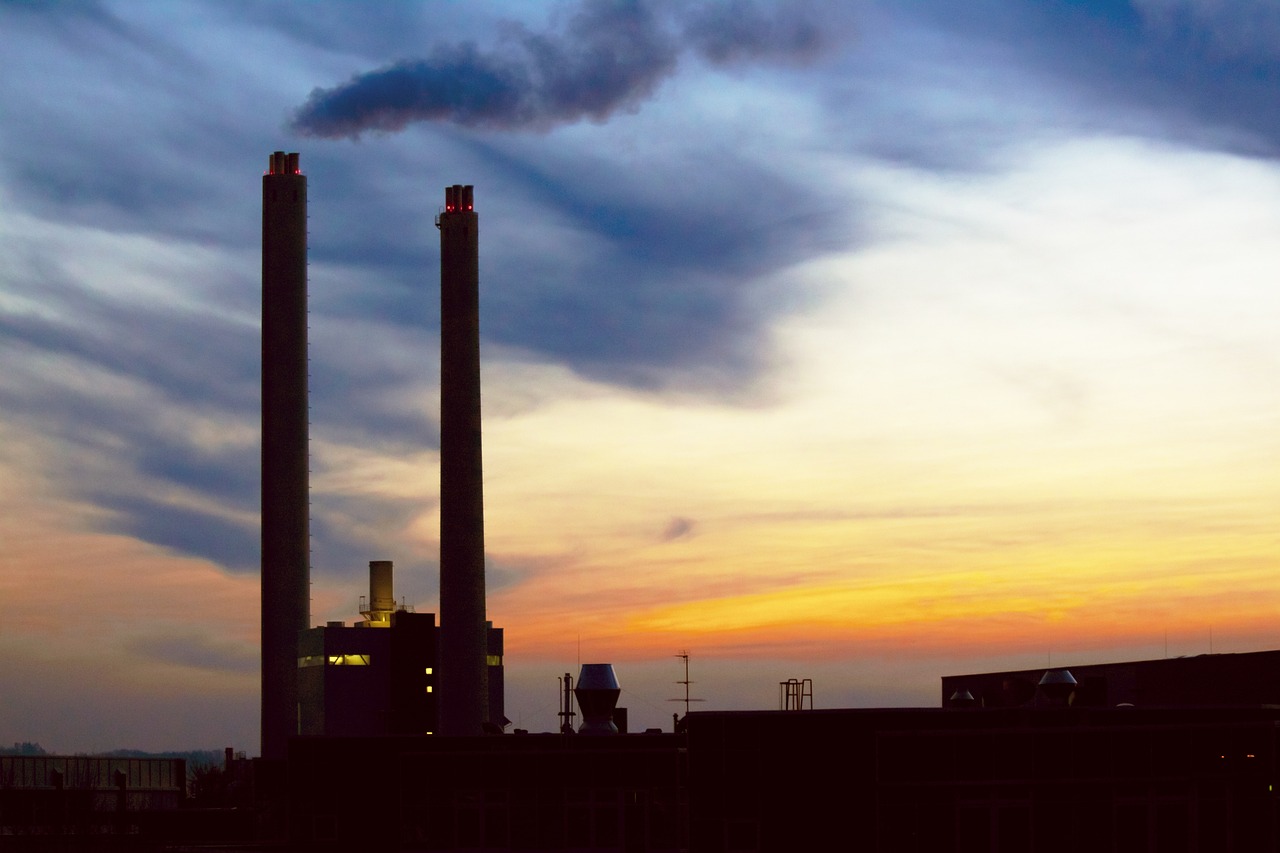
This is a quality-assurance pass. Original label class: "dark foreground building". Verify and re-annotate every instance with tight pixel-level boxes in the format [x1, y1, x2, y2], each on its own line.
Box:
[277, 704, 1280, 852]
[685, 706, 1279, 852]
[0, 755, 187, 848]
[10, 706, 1277, 851]
[287, 733, 686, 851]
[942, 649, 1280, 709]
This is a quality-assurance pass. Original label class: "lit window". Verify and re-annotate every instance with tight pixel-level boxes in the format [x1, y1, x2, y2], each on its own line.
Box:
[297, 655, 324, 668]
[426, 686, 433, 693]
[424, 667, 433, 675]
[486, 655, 502, 667]
[327, 654, 371, 666]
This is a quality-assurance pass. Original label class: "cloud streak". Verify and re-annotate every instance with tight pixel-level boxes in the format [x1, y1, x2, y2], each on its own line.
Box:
[124, 630, 258, 674]
[291, 0, 839, 137]
[901, 0, 1280, 159]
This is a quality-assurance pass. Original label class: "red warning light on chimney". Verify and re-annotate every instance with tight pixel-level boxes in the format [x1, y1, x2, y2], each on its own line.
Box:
[444, 184, 474, 214]
[267, 151, 303, 176]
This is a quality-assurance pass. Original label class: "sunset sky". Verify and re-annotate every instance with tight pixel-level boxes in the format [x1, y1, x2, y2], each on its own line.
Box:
[2, 0, 1278, 752]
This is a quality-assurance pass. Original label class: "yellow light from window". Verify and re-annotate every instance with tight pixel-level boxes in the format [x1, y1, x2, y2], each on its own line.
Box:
[486, 655, 502, 666]
[327, 654, 371, 666]
[426, 685, 433, 693]
[424, 667, 433, 675]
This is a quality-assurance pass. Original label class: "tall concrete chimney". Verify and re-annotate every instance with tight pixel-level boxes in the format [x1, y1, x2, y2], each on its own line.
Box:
[436, 184, 488, 734]
[261, 150, 309, 760]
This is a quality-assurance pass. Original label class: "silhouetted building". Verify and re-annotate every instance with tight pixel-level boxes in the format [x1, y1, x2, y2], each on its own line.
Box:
[0, 755, 186, 839]
[287, 733, 685, 850]
[298, 610, 439, 737]
[279, 704, 1280, 851]
[296, 561, 504, 738]
[436, 184, 490, 735]
[684, 705, 1280, 852]
[261, 150, 309, 761]
[942, 649, 1280, 709]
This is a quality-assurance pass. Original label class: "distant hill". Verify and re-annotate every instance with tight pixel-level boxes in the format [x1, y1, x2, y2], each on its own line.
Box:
[94, 749, 225, 768]
[0, 744, 227, 768]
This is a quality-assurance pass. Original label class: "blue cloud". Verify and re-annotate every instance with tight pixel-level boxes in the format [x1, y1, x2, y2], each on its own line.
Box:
[91, 493, 258, 571]
[904, 0, 1280, 157]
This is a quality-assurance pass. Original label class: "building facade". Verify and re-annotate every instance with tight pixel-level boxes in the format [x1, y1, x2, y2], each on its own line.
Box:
[298, 612, 504, 738]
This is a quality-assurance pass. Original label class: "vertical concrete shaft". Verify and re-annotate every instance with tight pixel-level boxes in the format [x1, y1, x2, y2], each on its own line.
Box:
[437, 184, 489, 734]
[261, 151, 309, 760]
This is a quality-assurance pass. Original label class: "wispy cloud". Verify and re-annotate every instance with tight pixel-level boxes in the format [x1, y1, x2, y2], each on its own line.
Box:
[124, 630, 257, 674]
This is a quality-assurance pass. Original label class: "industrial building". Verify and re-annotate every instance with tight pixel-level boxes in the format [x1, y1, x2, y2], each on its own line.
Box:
[280, 700, 1280, 851]
[683, 705, 1280, 852]
[0, 755, 187, 841]
[288, 732, 687, 850]
[259, 154, 501, 760]
[247, 154, 1280, 851]
[297, 561, 505, 738]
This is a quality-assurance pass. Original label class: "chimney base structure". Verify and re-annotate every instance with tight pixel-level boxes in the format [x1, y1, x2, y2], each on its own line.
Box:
[436, 184, 489, 735]
[261, 151, 309, 761]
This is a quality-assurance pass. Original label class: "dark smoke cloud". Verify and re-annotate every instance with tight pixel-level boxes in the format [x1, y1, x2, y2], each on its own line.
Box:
[291, 0, 838, 138]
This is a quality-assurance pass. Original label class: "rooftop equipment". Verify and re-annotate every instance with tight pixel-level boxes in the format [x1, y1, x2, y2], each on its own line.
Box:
[574, 664, 621, 735]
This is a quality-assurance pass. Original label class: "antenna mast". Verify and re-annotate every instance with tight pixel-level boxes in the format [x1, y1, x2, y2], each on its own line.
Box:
[668, 650, 705, 719]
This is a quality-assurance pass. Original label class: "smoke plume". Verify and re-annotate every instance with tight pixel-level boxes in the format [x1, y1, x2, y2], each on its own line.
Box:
[291, 0, 836, 138]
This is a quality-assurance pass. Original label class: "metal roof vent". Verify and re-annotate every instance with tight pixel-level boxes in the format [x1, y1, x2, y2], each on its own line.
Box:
[1038, 669, 1078, 706]
[574, 664, 621, 735]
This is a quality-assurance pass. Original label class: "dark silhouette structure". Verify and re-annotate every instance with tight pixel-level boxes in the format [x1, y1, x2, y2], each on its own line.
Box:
[436, 184, 490, 735]
[241, 165, 1280, 851]
[288, 733, 686, 850]
[282, 703, 1280, 851]
[0, 755, 186, 835]
[298, 610, 440, 737]
[297, 561, 505, 737]
[942, 649, 1280, 709]
[260, 150, 309, 762]
[684, 705, 1280, 852]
